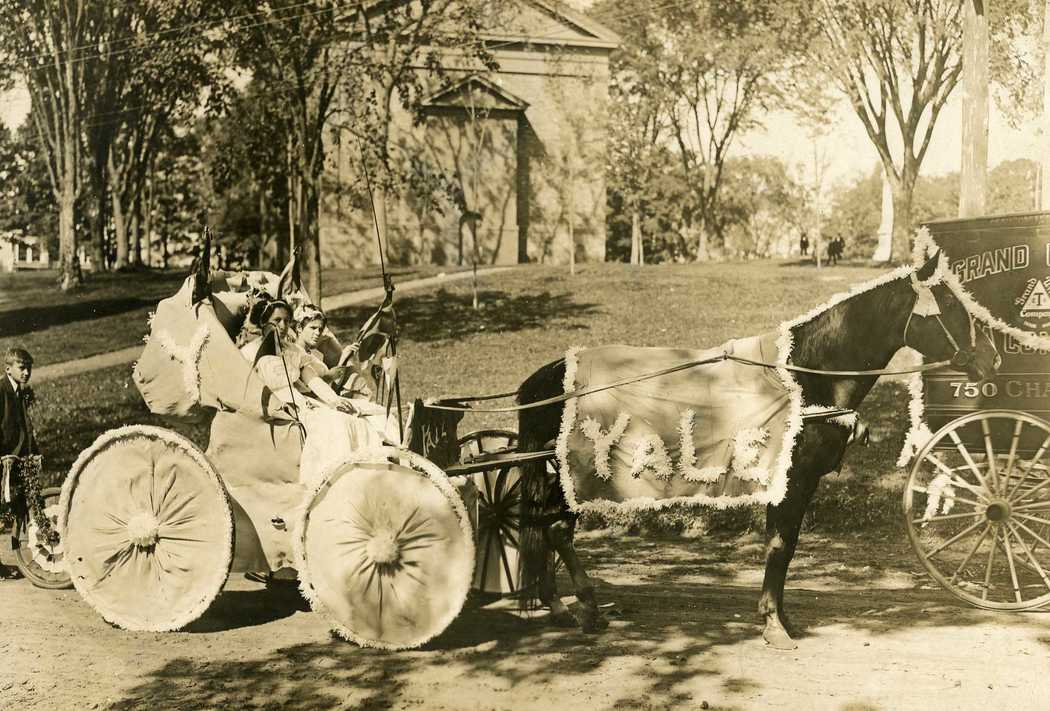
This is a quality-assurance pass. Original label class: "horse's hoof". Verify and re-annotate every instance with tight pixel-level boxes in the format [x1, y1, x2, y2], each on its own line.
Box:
[549, 610, 578, 628]
[578, 611, 609, 633]
[762, 624, 798, 650]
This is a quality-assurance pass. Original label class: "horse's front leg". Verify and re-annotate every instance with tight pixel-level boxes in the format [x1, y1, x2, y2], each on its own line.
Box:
[538, 555, 576, 628]
[759, 466, 821, 650]
[546, 516, 608, 633]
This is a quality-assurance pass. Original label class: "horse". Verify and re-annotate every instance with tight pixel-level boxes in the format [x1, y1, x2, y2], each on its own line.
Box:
[513, 252, 1001, 649]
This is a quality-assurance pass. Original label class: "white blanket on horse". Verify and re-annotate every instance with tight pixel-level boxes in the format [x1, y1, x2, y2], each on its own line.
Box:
[557, 333, 801, 512]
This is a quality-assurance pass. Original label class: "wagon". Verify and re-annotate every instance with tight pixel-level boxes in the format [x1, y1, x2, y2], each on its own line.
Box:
[55, 259, 536, 649]
[904, 212, 1050, 610]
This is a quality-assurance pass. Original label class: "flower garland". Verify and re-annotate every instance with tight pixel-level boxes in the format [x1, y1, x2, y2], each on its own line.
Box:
[0, 455, 56, 547]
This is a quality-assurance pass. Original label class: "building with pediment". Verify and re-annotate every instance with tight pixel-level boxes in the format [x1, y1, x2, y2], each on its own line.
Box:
[321, 0, 619, 267]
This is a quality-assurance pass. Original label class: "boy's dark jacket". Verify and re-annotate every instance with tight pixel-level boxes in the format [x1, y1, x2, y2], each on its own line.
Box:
[0, 376, 36, 456]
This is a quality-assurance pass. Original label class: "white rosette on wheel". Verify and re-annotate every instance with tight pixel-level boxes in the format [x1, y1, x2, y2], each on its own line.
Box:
[295, 447, 474, 650]
[60, 425, 233, 631]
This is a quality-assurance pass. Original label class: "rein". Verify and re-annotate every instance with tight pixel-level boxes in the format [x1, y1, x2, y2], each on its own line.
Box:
[423, 353, 952, 414]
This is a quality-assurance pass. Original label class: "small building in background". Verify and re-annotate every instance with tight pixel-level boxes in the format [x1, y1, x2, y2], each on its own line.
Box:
[0, 235, 49, 272]
[322, 0, 619, 268]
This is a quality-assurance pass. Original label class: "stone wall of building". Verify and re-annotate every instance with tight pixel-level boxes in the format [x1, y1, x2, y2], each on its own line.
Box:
[320, 1, 617, 268]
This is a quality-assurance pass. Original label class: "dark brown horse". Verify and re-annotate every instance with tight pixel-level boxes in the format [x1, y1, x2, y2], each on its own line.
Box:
[514, 253, 1001, 649]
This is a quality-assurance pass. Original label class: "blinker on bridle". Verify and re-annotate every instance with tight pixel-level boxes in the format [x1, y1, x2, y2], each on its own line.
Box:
[903, 271, 980, 369]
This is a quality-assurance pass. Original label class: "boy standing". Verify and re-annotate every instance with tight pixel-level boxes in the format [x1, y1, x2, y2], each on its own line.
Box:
[1, 347, 37, 579]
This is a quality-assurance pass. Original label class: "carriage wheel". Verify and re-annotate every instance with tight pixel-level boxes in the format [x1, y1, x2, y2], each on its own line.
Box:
[14, 486, 72, 589]
[296, 448, 474, 649]
[458, 429, 522, 595]
[60, 426, 234, 631]
[904, 410, 1050, 610]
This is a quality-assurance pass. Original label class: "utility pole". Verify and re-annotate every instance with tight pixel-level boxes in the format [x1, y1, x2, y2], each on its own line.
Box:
[959, 0, 989, 217]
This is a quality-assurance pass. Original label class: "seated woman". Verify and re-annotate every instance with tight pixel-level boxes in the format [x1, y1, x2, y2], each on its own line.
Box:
[241, 298, 389, 483]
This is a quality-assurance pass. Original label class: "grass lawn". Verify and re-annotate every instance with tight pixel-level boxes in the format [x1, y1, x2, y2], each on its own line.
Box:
[27, 260, 917, 532]
[0, 264, 466, 366]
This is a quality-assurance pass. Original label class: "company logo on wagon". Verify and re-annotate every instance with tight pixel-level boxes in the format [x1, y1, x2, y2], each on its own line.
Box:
[1016, 277, 1050, 330]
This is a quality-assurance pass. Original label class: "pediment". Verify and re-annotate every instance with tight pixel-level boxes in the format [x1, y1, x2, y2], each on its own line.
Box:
[424, 75, 529, 112]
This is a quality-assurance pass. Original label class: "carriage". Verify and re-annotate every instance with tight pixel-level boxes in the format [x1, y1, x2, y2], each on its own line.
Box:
[904, 212, 1050, 611]
[37, 256, 540, 650]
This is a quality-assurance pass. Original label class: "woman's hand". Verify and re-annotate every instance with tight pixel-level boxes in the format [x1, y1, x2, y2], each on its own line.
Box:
[341, 342, 360, 361]
[327, 396, 358, 414]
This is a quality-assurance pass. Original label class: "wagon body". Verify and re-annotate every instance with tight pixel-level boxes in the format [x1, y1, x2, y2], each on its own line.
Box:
[923, 212, 1050, 451]
[906, 212, 1050, 610]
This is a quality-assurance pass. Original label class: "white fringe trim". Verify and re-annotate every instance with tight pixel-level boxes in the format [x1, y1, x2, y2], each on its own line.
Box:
[152, 324, 210, 404]
[678, 410, 725, 483]
[58, 425, 234, 632]
[897, 372, 934, 466]
[922, 472, 957, 521]
[629, 434, 675, 481]
[580, 412, 630, 481]
[557, 347, 584, 511]
[292, 446, 475, 650]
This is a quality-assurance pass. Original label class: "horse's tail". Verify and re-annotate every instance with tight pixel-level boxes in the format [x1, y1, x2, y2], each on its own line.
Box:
[516, 358, 567, 611]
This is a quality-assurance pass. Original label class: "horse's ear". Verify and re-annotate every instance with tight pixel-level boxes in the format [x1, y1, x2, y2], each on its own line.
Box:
[916, 249, 941, 282]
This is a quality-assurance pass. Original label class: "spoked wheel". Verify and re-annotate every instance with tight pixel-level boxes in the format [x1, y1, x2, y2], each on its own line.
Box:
[61, 426, 234, 631]
[296, 448, 474, 649]
[905, 410, 1050, 610]
[459, 429, 522, 594]
[14, 486, 72, 589]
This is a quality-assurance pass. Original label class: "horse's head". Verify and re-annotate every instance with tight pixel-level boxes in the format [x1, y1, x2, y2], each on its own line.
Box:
[904, 252, 1001, 382]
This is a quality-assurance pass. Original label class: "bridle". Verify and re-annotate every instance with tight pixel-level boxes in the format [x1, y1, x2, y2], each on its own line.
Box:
[903, 271, 991, 371]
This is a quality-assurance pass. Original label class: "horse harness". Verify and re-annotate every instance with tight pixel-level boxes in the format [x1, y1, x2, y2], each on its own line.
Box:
[903, 272, 997, 372]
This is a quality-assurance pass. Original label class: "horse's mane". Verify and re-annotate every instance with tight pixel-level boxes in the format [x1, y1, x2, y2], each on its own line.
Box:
[786, 268, 916, 407]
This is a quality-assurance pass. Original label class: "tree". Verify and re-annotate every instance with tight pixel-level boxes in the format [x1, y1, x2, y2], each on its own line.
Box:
[716, 156, 805, 258]
[334, 0, 501, 265]
[806, 0, 1040, 261]
[0, 0, 111, 289]
[0, 119, 58, 249]
[592, 0, 673, 266]
[222, 0, 354, 299]
[89, 1, 221, 270]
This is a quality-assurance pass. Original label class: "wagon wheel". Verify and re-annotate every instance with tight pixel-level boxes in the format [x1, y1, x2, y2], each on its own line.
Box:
[459, 429, 523, 594]
[14, 486, 72, 589]
[904, 410, 1050, 611]
[296, 448, 474, 650]
[60, 426, 234, 631]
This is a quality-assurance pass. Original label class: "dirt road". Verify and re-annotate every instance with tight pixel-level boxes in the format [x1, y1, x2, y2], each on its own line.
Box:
[3, 531, 1048, 711]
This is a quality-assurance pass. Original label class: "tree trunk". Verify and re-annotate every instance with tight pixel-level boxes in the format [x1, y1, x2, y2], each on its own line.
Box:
[872, 169, 894, 262]
[890, 171, 918, 263]
[959, 0, 989, 218]
[373, 185, 389, 265]
[57, 182, 80, 290]
[1040, 0, 1050, 209]
[111, 186, 128, 269]
[630, 208, 644, 265]
[131, 194, 141, 266]
[300, 174, 322, 301]
[142, 173, 153, 268]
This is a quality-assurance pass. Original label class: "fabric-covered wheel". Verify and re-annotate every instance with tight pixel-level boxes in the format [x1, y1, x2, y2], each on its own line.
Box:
[60, 425, 234, 631]
[296, 447, 474, 650]
[905, 410, 1050, 611]
[14, 486, 72, 589]
[458, 429, 522, 594]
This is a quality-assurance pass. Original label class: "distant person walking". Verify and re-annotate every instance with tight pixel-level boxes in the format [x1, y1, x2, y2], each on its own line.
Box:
[827, 236, 844, 266]
[799, 232, 810, 257]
